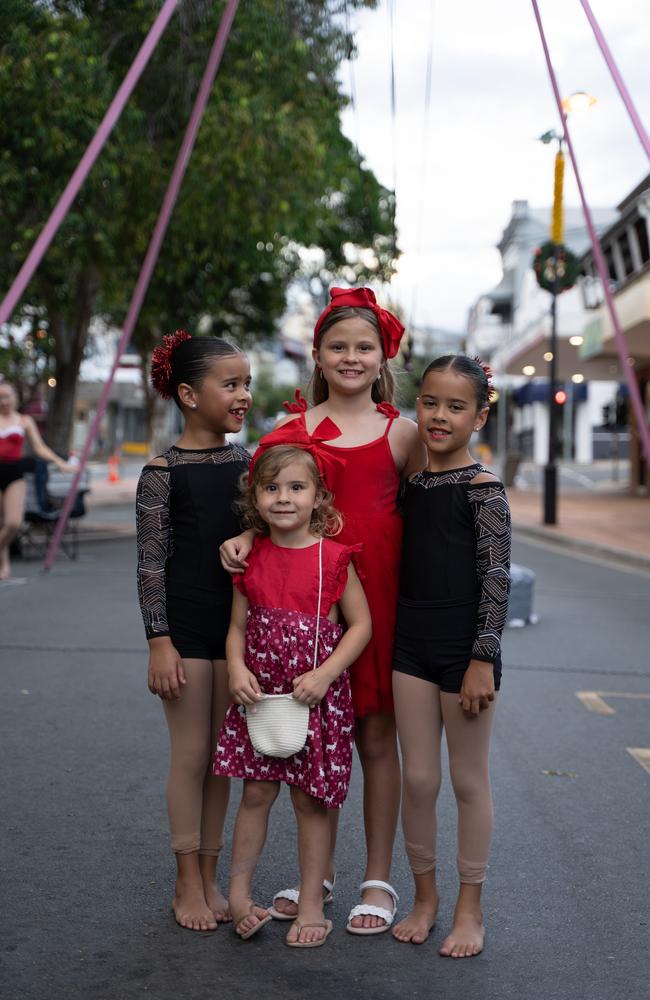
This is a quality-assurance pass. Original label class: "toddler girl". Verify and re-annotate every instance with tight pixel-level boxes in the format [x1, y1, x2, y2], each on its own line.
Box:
[214, 426, 371, 947]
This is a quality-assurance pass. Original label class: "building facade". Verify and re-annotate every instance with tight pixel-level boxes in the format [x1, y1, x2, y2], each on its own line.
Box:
[577, 174, 650, 491]
[466, 199, 619, 464]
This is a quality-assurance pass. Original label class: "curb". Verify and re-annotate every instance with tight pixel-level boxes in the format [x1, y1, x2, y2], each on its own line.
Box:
[513, 523, 650, 573]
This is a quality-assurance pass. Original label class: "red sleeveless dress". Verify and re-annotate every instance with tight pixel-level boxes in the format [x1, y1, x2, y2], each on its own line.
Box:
[310, 403, 402, 717]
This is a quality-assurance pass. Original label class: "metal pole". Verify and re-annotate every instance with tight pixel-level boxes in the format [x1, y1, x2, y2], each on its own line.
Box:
[530, 0, 650, 466]
[0, 0, 180, 330]
[43, 0, 240, 571]
[563, 380, 574, 461]
[544, 261, 559, 523]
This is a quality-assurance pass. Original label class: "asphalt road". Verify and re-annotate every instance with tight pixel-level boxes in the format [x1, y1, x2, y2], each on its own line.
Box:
[1, 537, 649, 1000]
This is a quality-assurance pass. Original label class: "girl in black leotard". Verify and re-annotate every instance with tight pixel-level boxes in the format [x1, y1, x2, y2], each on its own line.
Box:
[391, 355, 511, 960]
[136, 332, 251, 932]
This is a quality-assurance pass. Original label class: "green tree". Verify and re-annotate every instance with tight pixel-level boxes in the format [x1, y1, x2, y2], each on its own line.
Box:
[0, 0, 396, 451]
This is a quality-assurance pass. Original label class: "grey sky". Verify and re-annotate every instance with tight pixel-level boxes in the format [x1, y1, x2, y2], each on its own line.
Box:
[340, 0, 649, 330]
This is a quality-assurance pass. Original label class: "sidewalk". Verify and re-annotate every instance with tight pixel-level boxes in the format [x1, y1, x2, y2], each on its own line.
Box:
[508, 487, 650, 570]
[78, 461, 650, 570]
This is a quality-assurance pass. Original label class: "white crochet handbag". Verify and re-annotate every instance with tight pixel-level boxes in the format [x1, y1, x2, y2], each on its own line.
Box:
[245, 537, 323, 759]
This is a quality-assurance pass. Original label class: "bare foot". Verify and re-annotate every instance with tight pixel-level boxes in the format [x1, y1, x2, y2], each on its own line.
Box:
[439, 909, 485, 958]
[204, 880, 231, 923]
[349, 885, 396, 931]
[172, 879, 218, 932]
[392, 896, 438, 945]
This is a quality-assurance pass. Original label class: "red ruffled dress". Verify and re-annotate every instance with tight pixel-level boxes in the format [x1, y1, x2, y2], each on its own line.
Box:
[285, 402, 403, 717]
[213, 536, 359, 809]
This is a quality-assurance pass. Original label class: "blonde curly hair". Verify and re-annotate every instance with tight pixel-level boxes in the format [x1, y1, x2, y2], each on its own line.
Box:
[239, 445, 343, 538]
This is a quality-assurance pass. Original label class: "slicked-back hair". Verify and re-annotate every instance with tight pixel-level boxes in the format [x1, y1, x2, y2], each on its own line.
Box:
[421, 354, 491, 410]
[169, 337, 244, 410]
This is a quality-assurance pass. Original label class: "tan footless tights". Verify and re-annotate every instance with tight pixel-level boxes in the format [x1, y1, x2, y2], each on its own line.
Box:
[393, 672, 496, 884]
[162, 658, 230, 855]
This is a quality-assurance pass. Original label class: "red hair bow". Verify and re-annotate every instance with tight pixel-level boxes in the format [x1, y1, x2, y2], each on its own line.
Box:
[314, 287, 405, 360]
[248, 415, 345, 489]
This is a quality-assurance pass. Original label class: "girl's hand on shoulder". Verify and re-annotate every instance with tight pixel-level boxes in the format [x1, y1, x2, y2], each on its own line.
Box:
[229, 664, 263, 706]
[147, 637, 186, 700]
[459, 659, 495, 717]
[219, 531, 253, 573]
[292, 668, 332, 707]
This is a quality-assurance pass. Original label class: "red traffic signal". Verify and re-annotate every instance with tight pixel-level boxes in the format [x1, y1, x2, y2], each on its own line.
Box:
[555, 389, 567, 405]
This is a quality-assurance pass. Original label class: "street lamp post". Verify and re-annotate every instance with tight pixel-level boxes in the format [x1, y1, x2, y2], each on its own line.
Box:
[545, 251, 560, 523]
[538, 94, 596, 525]
[539, 131, 565, 524]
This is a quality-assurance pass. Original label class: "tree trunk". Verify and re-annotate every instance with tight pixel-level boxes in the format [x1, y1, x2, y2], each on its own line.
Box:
[46, 269, 98, 454]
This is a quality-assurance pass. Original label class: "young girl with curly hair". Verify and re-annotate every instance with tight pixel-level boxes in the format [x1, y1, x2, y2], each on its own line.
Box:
[214, 430, 371, 947]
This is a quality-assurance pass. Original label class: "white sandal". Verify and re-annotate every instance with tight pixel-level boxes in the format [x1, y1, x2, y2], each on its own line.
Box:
[268, 877, 335, 921]
[346, 879, 399, 936]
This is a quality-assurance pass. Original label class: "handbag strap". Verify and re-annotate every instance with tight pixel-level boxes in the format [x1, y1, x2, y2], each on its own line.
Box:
[312, 536, 323, 671]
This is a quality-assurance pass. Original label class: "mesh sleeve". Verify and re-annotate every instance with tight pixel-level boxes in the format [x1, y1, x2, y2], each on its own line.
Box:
[466, 482, 511, 663]
[136, 467, 172, 639]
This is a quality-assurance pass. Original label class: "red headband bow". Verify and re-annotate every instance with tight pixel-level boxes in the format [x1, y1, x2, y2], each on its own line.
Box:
[248, 416, 345, 489]
[314, 287, 405, 360]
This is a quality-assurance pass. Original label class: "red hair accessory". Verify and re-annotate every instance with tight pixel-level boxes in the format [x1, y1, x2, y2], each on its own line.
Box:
[314, 287, 405, 360]
[151, 330, 192, 399]
[248, 415, 345, 489]
[474, 356, 496, 402]
[283, 388, 308, 414]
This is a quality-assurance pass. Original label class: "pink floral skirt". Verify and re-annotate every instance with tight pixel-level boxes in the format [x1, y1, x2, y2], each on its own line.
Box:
[213, 606, 354, 808]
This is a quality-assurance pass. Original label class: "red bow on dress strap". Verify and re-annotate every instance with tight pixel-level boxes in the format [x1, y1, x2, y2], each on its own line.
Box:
[314, 287, 405, 360]
[248, 415, 345, 489]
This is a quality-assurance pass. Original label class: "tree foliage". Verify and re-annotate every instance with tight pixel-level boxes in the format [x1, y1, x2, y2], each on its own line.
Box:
[0, 0, 396, 450]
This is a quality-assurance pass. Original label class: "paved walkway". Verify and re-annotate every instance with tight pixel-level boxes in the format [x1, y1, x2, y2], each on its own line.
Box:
[508, 488, 650, 569]
[71, 460, 650, 570]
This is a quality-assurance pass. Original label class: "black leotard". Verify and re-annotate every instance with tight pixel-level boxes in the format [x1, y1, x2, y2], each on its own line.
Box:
[136, 443, 250, 660]
[393, 463, 511, 692]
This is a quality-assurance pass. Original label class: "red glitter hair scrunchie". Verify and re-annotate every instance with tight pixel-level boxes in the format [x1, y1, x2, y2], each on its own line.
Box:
[151, 330, 192, 399]
[474, 355, 496, 402]
[283, 388, 308, 414]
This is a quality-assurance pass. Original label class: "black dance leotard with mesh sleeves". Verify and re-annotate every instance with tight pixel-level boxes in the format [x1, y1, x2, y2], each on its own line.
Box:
[136, 443, 250, 660]
[393, 464, 511, 693]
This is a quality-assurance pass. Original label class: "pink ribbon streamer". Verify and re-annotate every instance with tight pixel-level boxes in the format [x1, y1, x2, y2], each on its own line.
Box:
[44, 0, 240, 570]
[578, 0, 650, 162]
[530, 0, 650, 466]
[0, 0, 180, 330]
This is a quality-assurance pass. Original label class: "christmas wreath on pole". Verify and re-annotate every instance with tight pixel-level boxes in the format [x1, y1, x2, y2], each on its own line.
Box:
[533, 241, 579, 293]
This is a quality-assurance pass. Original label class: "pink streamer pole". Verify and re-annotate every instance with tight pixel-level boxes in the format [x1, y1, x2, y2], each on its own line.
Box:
[530, 0, 650, 466]
[44, 0, 240, 571]
[0, 0, 179, 331]
[579, 0, 650, 161]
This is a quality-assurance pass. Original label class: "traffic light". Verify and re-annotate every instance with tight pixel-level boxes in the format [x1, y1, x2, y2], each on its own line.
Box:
[554, 389, 567, 405]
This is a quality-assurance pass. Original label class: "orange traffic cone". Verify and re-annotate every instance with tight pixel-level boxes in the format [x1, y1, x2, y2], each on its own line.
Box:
[107, 454, 120, 483]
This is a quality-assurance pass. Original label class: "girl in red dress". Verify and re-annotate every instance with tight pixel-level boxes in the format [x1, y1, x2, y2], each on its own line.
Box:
[221, 288, 425, 935]
[0, 380, 74, 581]
[215, 435, 371, 946]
